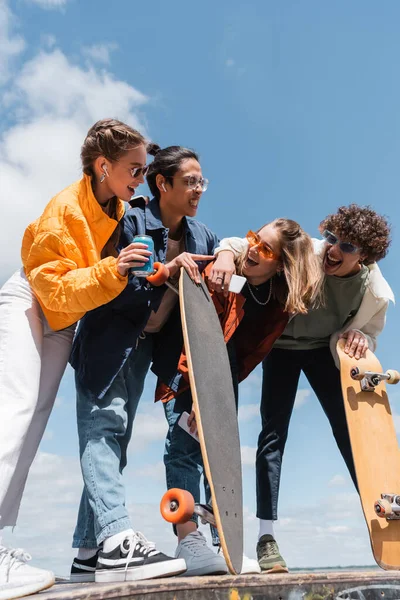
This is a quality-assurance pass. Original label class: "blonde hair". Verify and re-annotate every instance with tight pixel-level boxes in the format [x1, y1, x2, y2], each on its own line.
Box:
[237, 218, 322, 314]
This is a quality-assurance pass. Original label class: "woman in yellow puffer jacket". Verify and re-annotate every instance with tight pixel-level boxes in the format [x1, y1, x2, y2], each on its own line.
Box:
[0, 118, 154, 597]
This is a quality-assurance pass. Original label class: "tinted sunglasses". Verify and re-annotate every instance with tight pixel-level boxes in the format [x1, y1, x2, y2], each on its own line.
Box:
[131, 165, 149, 178]
[322, 230, 359, 254]
[246, 230, 279, 261]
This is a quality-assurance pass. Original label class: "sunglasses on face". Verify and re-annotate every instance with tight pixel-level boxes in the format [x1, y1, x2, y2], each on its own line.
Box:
[175, 175, 209, 192]
[130, 165, 149, 179]
[246, 230, 279, 261]
[322, 230, 359, 254]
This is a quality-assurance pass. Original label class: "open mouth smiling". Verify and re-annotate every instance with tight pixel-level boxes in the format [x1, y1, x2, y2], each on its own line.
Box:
[324, 250, 342, 269]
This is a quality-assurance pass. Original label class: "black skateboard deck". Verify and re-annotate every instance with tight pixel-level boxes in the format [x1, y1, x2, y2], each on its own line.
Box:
[179, 268, 243, 574]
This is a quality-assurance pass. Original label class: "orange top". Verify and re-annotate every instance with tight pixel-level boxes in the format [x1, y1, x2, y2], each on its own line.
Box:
[21, 174, 127, 331]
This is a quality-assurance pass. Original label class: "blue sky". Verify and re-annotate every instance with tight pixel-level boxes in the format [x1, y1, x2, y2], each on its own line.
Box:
[1, 0, 400, 576]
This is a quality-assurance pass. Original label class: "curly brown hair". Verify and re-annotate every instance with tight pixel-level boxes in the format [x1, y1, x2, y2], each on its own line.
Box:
[319, 204, 391, 265]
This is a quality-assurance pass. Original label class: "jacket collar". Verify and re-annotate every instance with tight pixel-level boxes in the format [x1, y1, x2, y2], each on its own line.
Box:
[79, 174, 125, 222]
[145, 198, 195, 239]
[312, 238, 394, 303]
[78, 174, 126, 254]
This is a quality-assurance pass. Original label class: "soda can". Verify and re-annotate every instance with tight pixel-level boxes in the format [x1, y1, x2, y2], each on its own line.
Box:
[131, 235, 154, 277]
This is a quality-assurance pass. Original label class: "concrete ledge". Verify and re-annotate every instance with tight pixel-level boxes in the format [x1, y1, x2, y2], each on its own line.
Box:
[34, 570, 400, 600]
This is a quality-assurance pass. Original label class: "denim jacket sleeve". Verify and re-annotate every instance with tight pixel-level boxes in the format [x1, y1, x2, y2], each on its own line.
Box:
[109, 211, 165, 313]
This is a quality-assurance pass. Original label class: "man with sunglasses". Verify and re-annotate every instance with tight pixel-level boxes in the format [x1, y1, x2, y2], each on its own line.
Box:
[211, 204, 394, 573]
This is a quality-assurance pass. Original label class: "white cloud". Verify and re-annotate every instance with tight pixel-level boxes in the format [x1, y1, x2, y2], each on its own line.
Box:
[134, 461, 165, 482]
[129, 409, 168, 451]
[238, 403, 259, 423]
[26, 0, 69, 9]
[241, 445, 256, 466]
[328, 474, 347, 487]
[326, 525, 350, 534]
[0, 0, 25, 84]
[6, 48, 147, 122]
[294, 388, 311, 409]
[83, 43, 118, 65]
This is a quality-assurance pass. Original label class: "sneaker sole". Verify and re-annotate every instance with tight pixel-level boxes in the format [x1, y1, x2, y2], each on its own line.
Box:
[261, 564, 289, 574]
[179, 567, 228, 577]
[70, 573, 96, 583]
[0, 574, 55, 600]
[95, 558, 187, 583]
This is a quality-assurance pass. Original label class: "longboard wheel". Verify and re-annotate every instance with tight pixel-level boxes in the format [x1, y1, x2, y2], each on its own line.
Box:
[374, 498, 393, 518]
[386, 369, 400, 384]
[146, 262, 170, 286]
[350, 367, 363, 381]
[160, 488, 195, 524]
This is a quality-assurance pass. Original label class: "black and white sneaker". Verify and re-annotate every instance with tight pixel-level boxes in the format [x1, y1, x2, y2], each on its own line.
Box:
[95, 532, 186, 583]
[70, 552, 99, 583]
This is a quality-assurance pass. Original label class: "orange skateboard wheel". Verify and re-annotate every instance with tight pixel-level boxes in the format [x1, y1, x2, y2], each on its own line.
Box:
[146, 262, 170, 286]
[160, 488, 195, 524]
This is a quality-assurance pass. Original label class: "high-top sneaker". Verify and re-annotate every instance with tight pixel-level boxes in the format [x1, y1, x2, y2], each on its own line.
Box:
[70, 552, 99, 582]
[95, 532, 186, 582]
[256, 535, 288, 573]
[0, 544, 55, 600]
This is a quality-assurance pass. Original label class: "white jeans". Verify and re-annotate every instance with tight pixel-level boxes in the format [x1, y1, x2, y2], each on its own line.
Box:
[0, 269, 75, 528]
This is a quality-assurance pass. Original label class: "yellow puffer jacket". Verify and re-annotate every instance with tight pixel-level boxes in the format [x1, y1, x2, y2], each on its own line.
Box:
[21, 174, 128, 331]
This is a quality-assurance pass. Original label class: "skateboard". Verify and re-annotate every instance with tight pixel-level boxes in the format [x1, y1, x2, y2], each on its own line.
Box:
[148, 265, 244, 574]
[337, 339, 400, 569]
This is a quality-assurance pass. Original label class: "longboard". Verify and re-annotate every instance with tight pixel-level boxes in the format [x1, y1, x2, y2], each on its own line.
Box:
[177, 268, 243, 574]
[337, 339, 400, 569]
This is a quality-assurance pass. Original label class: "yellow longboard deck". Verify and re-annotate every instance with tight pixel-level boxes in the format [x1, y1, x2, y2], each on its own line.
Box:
[337, 339, 400, 569]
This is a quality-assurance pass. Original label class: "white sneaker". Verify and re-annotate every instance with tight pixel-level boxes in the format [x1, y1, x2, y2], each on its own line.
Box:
[240, 554, 261, 574]
[219, 547, 261, 574]
[0, 545, 55, 600]
[176, 531, 228, 576]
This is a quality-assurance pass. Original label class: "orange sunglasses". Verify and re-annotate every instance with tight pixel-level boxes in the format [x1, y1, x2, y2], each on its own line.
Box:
[246, 230, 279, 261]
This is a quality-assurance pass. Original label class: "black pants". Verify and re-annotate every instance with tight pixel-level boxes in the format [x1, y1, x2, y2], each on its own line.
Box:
[256, 346, 358, 520]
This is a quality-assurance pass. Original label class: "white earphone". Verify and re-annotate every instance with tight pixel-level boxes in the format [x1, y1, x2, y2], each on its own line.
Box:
[100, 164, 109, 183]
[161, 183, 167, 192]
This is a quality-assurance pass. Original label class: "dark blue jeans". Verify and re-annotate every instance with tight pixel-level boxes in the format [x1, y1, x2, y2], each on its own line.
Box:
[256, 346, 358, 520]
[163, 341, 238, 545]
